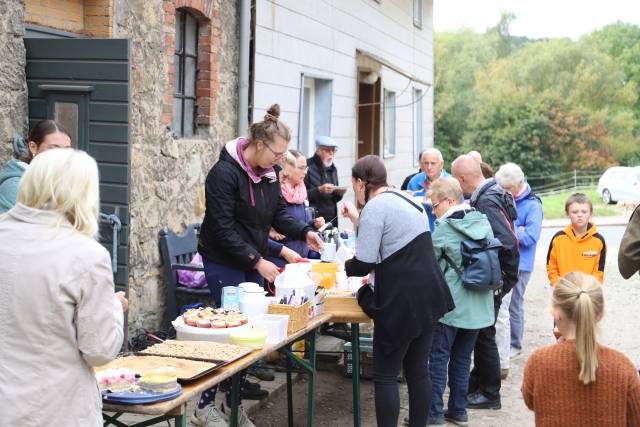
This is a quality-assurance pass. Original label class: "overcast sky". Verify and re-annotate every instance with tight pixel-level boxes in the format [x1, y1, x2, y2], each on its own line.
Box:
[433, 0, 640, 39]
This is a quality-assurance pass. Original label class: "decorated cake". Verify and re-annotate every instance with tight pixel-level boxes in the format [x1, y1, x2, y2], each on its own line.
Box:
[138, 367, 178, 393]
[96, 368, 137, 393]
[182, 307, 249, 329]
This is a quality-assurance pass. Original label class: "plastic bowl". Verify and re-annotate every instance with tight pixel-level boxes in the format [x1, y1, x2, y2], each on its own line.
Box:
[229, 327, 268, 349]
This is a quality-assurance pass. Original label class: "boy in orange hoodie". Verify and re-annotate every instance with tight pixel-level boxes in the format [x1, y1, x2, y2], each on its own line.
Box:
[546, 193, 606, 286]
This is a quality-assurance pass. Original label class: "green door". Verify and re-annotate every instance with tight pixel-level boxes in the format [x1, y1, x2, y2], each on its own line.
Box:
[25, 38, 131, 294]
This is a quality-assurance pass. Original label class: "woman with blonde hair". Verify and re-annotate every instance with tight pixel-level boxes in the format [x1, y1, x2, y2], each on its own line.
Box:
[522, 272, 640, 427]
[267, 149, 325, 266]
[426, 177, 495, 426]
[0, 149, 127, 427]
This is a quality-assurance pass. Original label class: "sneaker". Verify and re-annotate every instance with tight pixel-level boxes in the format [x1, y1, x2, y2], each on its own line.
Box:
[427, 415, 446, 425]
[236, 405, 256, 427]
[191, 405, 229, 427]
[467, 391, 501, 410]
[444, 411, 469, 426]
[510, 347, 522, 359]
[500, 368, 509, 380]
[248, 361, 275, 381]
[404, 415, 445, 426]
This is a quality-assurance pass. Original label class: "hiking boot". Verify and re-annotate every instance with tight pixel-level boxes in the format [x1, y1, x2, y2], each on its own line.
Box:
[241, 380, 268, 400]
[467, 391, 501, 410]
[444, 411, 469, 426]
[248, 360, 275, 381]
[191, 404, 229, 427]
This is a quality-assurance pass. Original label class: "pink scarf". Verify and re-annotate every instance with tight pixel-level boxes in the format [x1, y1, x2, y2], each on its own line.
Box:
[281, 181, 307, 205]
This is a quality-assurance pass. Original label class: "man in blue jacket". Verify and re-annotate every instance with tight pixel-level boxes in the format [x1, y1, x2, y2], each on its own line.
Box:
[406, 148, 449, 231]
[495, 163, 543, 358]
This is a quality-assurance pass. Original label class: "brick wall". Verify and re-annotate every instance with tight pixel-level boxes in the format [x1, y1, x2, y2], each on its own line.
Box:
[25, 0, 113, 37]
[163, 0, 219, 130]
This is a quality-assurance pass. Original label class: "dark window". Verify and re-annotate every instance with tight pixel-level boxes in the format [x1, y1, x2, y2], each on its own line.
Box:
[173, 10, 198, 138]
[413, 0, 423, 29]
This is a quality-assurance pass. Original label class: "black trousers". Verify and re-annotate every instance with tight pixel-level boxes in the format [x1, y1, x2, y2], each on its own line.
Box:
[468, 294, 502, 401]
[373, 322, 435, 427]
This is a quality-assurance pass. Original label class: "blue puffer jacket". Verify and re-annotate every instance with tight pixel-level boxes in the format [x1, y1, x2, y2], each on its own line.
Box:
[515, 184, 543, 272]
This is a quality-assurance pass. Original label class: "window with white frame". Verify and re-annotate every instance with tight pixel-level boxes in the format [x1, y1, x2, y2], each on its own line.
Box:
[299, 75, 333, 157]
[413, 88, 424, 167]
[383, 89, 396, 157]
[413, 0, 423, 29]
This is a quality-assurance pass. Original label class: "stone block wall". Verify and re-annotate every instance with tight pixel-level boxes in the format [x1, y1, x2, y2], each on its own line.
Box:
[0, 0, 28, 163]
[114, 0, 239, 331]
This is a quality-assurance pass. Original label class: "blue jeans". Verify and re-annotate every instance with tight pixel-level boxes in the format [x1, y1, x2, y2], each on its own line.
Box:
[509, 271, 532, 350]
[430, 323, 479, 418]
[202, 257, 264, 307]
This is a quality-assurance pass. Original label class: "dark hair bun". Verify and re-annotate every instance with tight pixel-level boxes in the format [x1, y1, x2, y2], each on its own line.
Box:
[265, 104, 281, 122]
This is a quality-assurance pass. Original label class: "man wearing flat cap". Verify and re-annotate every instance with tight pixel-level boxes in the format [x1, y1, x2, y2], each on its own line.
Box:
[305, 136, 345, 228]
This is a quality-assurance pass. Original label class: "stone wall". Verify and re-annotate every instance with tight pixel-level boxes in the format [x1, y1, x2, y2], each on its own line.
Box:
[0, 0, 28, 164]
[113, 0, 239, 331]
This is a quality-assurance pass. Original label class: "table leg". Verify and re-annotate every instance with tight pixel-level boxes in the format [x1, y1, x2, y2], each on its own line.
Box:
[174, 403, 187, 427]
[229, 373, 241, 427]
[306, 330, 317, 427]
[351, 322, 361, 427]
[280, 331, 318, 427]
[286, 344, 294, 427]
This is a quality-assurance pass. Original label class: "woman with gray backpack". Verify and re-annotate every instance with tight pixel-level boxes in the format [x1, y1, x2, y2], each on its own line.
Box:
[426, 177, 498, 426]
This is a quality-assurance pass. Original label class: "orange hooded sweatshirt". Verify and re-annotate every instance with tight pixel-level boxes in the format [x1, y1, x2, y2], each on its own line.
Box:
[546, 222, 606, 286]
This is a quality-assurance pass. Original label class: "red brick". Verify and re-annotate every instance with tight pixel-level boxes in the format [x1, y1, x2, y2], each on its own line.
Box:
[163, 3, 175, 13]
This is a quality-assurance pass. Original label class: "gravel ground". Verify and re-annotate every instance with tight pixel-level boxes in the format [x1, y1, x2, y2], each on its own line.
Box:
[257, 236, 640, 427]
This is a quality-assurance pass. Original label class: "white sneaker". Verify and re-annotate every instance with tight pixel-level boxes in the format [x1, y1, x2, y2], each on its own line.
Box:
[237, 405, 256, 427]
[510, 347, 522, 359]
[190, 405, 229, 427]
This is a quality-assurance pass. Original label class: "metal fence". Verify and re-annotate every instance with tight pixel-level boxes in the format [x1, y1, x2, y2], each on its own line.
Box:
[527, 170, 602, 197]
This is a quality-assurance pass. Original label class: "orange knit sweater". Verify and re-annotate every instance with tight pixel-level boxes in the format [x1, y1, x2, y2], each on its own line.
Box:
[522, 341, 640, 427]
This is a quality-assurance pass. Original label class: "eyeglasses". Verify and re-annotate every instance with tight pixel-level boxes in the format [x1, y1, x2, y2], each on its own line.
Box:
[319, 146, 337, 154]
[264, 142, 286, 159]
[296, 166, 309, 172]
[432, 199, 446, 210]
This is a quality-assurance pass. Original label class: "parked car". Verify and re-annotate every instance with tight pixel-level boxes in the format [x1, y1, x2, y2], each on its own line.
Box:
[597, 166, 640, 204]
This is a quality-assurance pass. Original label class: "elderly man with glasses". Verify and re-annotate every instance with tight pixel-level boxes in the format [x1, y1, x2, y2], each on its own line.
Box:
[406, 147, 450, 231]
[305, 136, 345, 228]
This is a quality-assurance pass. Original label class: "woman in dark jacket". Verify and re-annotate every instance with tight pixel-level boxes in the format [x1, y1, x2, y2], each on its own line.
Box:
[194, 105, 322, 425]
[198, 105, 322, 301]
[343, 155, 454, 427]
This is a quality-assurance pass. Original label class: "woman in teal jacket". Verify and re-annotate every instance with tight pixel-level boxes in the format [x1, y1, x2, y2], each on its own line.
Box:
[427, 177, 495, 425]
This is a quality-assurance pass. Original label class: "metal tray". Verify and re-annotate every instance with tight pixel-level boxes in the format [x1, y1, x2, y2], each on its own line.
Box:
[106, 353, 224, 384]
[133, 348, 253, 377]
[136, 348, 253, 365]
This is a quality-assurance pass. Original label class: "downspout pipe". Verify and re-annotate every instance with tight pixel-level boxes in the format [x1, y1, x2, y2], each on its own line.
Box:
[238, 0, 251, 135]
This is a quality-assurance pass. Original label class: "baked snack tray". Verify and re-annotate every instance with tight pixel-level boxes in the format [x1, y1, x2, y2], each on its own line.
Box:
[100, 352, 246, 384]
[138, 340, 254, 366]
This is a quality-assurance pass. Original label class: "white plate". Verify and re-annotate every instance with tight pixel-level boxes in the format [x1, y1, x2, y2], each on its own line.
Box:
[172, 316, 251, 344]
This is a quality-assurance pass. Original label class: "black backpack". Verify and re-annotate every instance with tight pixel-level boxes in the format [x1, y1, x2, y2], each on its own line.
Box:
[439, 237, 503, 292]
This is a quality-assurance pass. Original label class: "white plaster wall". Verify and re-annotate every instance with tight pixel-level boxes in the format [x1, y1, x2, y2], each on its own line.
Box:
[253, 0, 434, 196]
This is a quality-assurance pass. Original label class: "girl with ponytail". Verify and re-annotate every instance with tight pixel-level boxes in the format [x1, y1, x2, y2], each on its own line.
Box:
[522, 272, 640, 426]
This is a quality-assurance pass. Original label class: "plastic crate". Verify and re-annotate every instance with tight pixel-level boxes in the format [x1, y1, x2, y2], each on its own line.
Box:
[343, 337, 374, 379]
[343, 336, 405, 382]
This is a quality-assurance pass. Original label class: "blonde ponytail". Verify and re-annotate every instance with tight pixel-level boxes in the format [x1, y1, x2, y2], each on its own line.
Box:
[553, 272, 603, 385]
